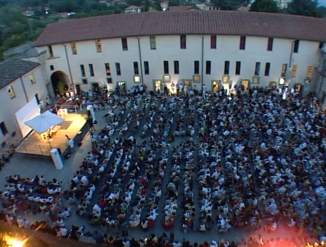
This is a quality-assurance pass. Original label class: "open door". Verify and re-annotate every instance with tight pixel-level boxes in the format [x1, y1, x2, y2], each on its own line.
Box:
[153, 80, 163, 92]
[293, 83, 302, 93]
[269, 81, 277, 88]
[212, 80, 220, 93]
[118, 81, 126, 93]
[241, 80, 249, 91]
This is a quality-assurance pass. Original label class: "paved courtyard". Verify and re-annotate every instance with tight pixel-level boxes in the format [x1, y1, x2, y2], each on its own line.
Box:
[0, 91, 318, 245]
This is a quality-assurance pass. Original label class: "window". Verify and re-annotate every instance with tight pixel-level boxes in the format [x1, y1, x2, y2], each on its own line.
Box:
[281, 63, 287, 77]
[235, 61, 241, 75]
[293, 40, 300, 53]
[144, 61, 149, 75]
[163, 61, 169, 74]
[194, 61, 199, 74]
[224, 61, 230, 75]
[150, 36, 156, 50]
[89, 64, 94, 77]
[267, 38, 273, 51]
[115, 63, 121, 76]
[50, 65, 54, 71]
[121, 38, 128, 51]
[174, 61, 179, 74]
[206, 61, 211, 75]
[8, 86, 15, 99]
[239, 36, 246, 50]
[133, 62, 139, 75]
[82, 78, 88, 84]
[95, 39, 101, 53]
[264, 63, 271, 76]
[0, 122, 8, 136]
[80, 65, 85, 77]
[193, 75, 200, 82]
[306, 65, 313, 78]
[291, 64, 297, 77]
[180, 35, 186, 49]
[211, 35, 216, 49]
[48, 45, 54, 57]
[105, 63, 111, 76]
[107, 78, 112, 84]
[71, 42, 77, 55]
[319, 42, 324, 49]
[254, 62, 261, 76]
[29, 74, 35, 84]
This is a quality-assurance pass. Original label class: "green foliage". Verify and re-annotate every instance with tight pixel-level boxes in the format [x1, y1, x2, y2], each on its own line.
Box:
[250, 0, 279, 13]
[211, 0, 249, 10]
[286, 0, 318, 17]
[169, 0, 181, 6]
[317, 6, 326, 17]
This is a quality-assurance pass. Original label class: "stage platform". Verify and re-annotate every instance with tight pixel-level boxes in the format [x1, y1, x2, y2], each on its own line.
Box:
[16, 113, 88, 157]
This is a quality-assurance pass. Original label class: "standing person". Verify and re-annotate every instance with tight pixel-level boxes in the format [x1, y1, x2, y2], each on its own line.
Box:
[68, 138, 75, 152]
[121, 221, 129, 237]
[87, 118, 95, 131]
[91, 133, 98, 148]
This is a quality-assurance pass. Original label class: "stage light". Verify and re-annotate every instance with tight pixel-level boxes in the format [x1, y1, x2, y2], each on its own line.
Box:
[4, 236, 25, 247]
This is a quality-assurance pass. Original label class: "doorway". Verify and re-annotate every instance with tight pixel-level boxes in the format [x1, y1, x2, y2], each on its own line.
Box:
[75, 84, 81, 94]
[211, 80, 220, 93]
[118, 81, 126, 93]
[269, 81, 277, 88]
[92, 83, 99, 92]
[293, 83, 302, 94]
[35, 93, 40, 105]
[241, 80, 250, 91]
[153, 80, 163, 92]
[50, 71, 69, 96]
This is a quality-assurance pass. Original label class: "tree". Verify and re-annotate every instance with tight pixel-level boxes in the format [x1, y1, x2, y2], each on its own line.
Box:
[287, 0, 318, 17]
[211, 0, 249, 10]
[317, 6, 326, 17]
[250, 0, 279, 13]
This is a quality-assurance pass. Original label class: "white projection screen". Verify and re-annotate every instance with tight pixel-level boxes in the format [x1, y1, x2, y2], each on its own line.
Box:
[15, 98, 40, 137]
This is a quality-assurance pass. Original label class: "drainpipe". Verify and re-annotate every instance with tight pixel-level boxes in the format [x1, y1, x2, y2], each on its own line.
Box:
[201, 35, 204, 91]
[289, 40, 295, 67]
[137, 37, 144, 85]
[19, 76, 29, 103]
[61, 44, 75, 93]
[318, 77, 324, 96]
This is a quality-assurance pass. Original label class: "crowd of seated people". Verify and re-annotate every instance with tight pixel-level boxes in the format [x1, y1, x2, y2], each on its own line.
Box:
[0, 209, 323, 247]
[2, 86, 326, 244]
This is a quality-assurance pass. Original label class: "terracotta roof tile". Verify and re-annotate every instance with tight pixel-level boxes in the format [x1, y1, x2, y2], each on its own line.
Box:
[0, 58, 40, 89]
[35, 11, 326, 46]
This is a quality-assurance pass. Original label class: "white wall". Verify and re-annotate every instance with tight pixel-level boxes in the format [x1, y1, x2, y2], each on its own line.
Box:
[0, 65, 48, 145]
[37, 34, 322, 92]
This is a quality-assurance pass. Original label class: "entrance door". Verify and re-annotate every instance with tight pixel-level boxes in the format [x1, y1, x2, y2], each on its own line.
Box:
[35, 93, 40, 105]
[75, 84, 81, 94]
[269, 81, 277, 88]
[118, 81, 126, 93]
[241, 80, 249, 91]
[184, 80, 191, 89]
[153, 80, 163, 92]
[293, 83, 302, 93]
[212, 80, 220, 93]
[92, 83, 99, 92]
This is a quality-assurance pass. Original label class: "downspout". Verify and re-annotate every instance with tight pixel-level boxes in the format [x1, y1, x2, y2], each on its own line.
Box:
[61, 44, 75, 92]
[201, 35, 204, 90]
[289, 41, 295, 68]
[19, 76, 29, 103]
[137, 37, 144, 85]
[318, 77, 324, 96]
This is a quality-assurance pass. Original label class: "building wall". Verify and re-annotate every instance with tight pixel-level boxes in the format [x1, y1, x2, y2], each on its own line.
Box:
[36, 34, 322, 92]
[0, 65, 48, 145]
